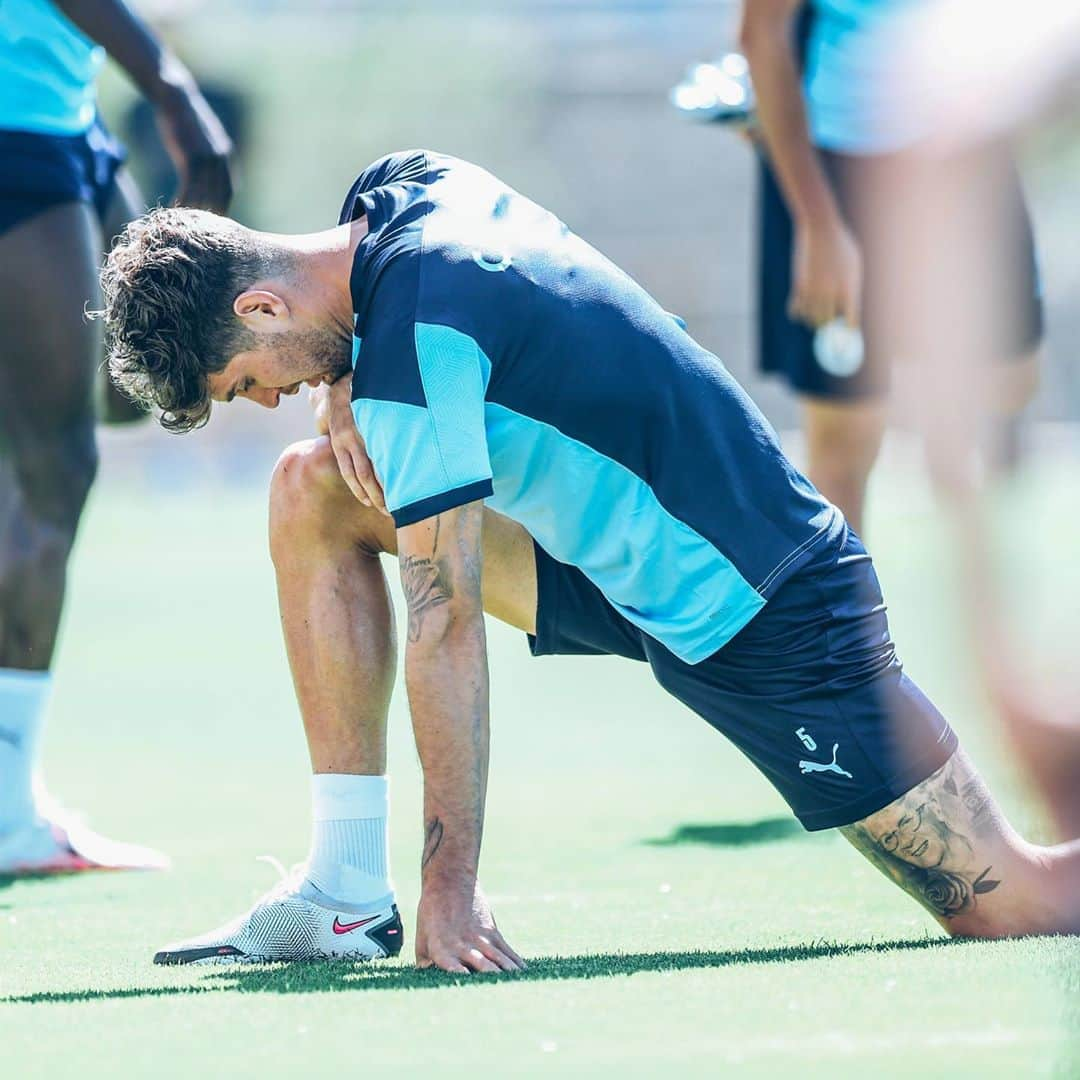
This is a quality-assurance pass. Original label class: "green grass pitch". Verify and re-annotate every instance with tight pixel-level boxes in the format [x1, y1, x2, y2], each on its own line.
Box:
[1, 450, 1077, 1078]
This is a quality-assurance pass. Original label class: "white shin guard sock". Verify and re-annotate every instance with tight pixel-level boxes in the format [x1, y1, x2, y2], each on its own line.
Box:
[0, 669, 51, 833]
[306, 774, 394, 909]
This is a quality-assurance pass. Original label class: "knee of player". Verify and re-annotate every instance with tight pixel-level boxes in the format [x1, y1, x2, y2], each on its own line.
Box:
[269, 437, 390, 559]
[0, 489, 73, 591]
[937, 902, 1057, 941]
[270, 438, 337, 519]
[940, 850, 1071, 941]
[939, 912, 1012, 941]
[271, 437, 338, 494]
[17, 423, 99, 527]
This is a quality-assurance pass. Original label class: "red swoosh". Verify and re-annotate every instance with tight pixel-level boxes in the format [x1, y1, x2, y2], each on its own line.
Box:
[332, 915, 378, 935]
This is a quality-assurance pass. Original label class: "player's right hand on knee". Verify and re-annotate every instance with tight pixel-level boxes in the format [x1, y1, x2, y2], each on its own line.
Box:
[327, 374, 388, 513]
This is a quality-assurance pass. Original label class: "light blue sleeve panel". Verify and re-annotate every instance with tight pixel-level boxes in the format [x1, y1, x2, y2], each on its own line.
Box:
[351, 322, 494, 528]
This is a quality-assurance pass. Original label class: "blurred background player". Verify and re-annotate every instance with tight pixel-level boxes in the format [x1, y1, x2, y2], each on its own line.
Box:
[738, 0, 1044, 535]
[867, 0, 1080, 839]
[0, 0, 231, 875]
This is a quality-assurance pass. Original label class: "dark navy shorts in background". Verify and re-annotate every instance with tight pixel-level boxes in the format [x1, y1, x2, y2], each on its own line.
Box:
[756, 152, 1044, 401]
[0, 120, 125, 237]
[530, 525, 957, 830]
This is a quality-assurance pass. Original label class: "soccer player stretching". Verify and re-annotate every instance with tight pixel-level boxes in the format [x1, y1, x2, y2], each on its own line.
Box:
[101, 152, 1077, 970]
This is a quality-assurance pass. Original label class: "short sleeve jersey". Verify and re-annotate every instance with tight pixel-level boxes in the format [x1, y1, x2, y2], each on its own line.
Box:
[340, 150, 842, 665]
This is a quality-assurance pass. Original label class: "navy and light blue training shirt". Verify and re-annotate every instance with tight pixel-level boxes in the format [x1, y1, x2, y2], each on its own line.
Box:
[341, 150, 842, 665]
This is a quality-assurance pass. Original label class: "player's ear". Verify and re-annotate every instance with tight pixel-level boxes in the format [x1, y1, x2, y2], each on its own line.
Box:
[233, 289, 290, 330]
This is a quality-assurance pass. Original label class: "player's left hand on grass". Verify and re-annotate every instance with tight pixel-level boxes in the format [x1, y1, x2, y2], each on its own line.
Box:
[327, 373, 388, 513]
[416, 878, 525, 974]
[155, 80, 233, 213]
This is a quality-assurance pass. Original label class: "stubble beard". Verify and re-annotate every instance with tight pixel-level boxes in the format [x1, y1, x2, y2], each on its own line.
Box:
[287, 325, 353, 385]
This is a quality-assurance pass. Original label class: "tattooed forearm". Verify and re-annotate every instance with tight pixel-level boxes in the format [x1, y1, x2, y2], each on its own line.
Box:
[399, 504, 488, 887]
[422, 816, 444, 869]
[400, 554, 454, 643]
[841, 754, 1001, 921]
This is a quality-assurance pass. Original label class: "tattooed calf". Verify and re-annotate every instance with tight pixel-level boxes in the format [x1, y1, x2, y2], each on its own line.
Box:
[842, 755, 1001, 920]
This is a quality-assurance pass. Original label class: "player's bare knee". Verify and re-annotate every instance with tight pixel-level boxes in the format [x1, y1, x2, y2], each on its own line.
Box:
[269, 438, 390, 561]
[944, 919, 1005, 941]
[271, 438, 338, 502]
[945, 844, 1080, 940]
[270, 439, 337, 542]
[939, 891, 1061, 941]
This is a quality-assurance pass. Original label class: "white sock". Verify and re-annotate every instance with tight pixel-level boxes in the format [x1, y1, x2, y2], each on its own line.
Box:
[0, 668, 52, 832]
[305, 774, 394, 908]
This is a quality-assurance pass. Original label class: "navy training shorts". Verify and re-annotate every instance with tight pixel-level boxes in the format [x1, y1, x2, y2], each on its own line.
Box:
[756, 151, 1044, 400]
[529, 525, 957, 830]
[0, 119, 125, 237]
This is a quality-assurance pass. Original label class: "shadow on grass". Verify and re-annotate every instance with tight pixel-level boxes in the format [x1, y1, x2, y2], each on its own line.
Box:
[6, 935, 966, 1005]
[643, 817, 808, 848]
[0, 874, 71, 891]
[0, 870, 114, 890]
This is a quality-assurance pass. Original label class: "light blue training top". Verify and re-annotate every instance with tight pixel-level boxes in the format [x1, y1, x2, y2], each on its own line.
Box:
[0, 0, 103, 135]
[805, 0, 929, 155]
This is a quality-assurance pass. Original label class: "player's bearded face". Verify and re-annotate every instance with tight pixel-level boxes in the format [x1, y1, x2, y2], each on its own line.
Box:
[278, 324, 352, 385]
[210, 323, 353, 407]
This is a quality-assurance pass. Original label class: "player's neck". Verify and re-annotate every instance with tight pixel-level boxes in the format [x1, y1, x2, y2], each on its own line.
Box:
[257, 219, 369, 333]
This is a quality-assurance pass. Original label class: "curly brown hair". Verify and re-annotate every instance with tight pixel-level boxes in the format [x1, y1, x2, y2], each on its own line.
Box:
[99, 208, 267, 433]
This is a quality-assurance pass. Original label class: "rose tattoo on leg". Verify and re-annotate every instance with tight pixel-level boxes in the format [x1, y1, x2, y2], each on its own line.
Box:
[842, 754, 1001, 920]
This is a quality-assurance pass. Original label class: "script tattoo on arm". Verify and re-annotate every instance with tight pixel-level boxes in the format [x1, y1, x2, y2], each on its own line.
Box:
[400, 515, 453, 644]
[841, 754, 1001, 921]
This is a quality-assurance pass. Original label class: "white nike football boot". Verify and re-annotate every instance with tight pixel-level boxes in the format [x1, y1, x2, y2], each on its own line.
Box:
[0, 799, 169, 877]
[154, 861, 403, 965]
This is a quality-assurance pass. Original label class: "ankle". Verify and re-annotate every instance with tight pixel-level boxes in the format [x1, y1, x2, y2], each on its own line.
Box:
[306, 773, 394, 907]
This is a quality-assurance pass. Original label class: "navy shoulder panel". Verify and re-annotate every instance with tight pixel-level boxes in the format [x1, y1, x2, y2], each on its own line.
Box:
[351, 257, 426, 409]
[338, 150, 431, 224]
